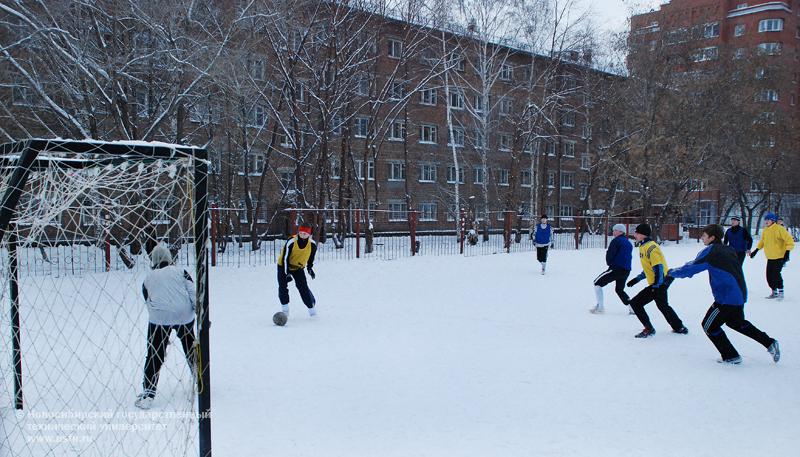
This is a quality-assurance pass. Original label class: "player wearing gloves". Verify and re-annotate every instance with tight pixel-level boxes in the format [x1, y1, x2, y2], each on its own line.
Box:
[136, 243, 197, 409]
[277, 224, 318, 317]
[750, 212, 794, 300]
[626, 224, 688, 338]
[668, 224, 780, 365]
[590, 223, 633, 314]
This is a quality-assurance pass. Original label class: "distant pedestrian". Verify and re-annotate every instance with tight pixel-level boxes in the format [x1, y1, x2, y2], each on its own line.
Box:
[669, 224, 780, 365]
[591, 224, 633, 314]
[626, 224, 688, 338]
[533, 215, 553, 274]
[723, 216, 753, 265]
[750, 212, 794, 299]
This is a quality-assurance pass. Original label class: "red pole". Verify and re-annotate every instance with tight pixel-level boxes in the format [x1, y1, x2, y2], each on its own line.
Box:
[604, 215, 609, 249]
[410, 211, 417, 256]
[104, 231, 111, 272]
[210, 204, 218, 267]
[459, 209, 465, 255]
[290, 209, 298, 235]
[504, 211, 512, 253]
[574, 217, 581, 250]
[355, 209, 361, 259]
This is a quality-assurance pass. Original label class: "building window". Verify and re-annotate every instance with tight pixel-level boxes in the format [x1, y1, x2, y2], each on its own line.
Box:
[12, 84, 35, 106]
[579, 184, 588, 200]
[419, 87, 437, 105]
[420, 124, 438, 144]
[420, 164, 436, 182]
[356, 75, 370, 96]
[247, 105, 267, 127]
[563, 141, 576, 158]
[247, 58, 266, 80]
[734, 48, 746, 59]
[757, 42, 782, 55]
[388, 39, 403, 58]
[521, 170, 532, 187]
[389, 121, 406, 141]
[448, 127, 465, 147]
[245, 153, 265, 175]
[331, 159, 341, 179]
[582, 124, 592, 139]
[354, 117, 371, 137]
[388, 161, 406, 181]
[449, 89, 465, 109]
[703, 22, 720, 38]
[447, 166, 465, 184]
[473, 130, 486, 149]
[734, 24, 745, 37]
[547, 171, 555, 188]
[279, 169, 295, 191]
[388, 200, 408, 221]
[542, 139, 556, 156]
[692, 46, 718, 62]
[499, 133, 512, 151]
[497, 169, 510, 186]
[560, 172, 574, 189]
[759, 19, 783, 33]
[499, 97, 513, 116]
[523, 137, 534, 154]
[499, 64, 513, 81]
[389, 81, 406, 100]
[559, 205, 574, 218]
[473, 166, 485, 184]
[756, 89, 779, 102]
[580, 154, 591, 170]
[474, 94, 486, 113]
[355, 160, 375, 181]
[561, 111, 575, 127]
[451, 53, 466, 71]
[419, 202, 438, 221]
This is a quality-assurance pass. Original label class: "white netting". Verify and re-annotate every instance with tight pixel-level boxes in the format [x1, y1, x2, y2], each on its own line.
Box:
[0, 141, 207, 457]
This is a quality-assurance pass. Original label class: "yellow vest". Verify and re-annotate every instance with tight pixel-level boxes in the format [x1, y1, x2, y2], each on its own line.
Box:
[638, 240, 669, 285]
[277, 236, 314, 271]
[756, 224, 795, 260]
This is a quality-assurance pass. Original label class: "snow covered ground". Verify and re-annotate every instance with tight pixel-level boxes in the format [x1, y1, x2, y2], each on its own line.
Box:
[211, 242, 800, 457]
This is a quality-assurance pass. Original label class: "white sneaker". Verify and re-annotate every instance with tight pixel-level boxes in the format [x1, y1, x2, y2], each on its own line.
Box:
[308, 306, 317, 317]
[590, 305, 604, 314]
[281, 304, 289, 314]
[135, 393, 154, 410]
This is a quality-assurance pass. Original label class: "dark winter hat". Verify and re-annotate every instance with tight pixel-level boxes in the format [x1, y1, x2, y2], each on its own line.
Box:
[764, 212, 778, 222]
[540, 214, 548, 219]
[703, 224, 724, 243]
[635, 223, 651, 237]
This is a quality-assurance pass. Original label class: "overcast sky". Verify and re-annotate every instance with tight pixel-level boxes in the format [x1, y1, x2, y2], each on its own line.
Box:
[584, 0, 665, 35]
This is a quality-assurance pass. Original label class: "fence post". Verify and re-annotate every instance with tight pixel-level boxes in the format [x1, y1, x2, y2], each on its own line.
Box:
[104, 231, 111, 272]
[574, 217, 581, 250]
[504, 211, 512, 253]
[604, 215, 609, 249]
[289, 209, 298, 235]
[355, 209, 361, 259]
[210, 203, 218, 267]
[459, 209, 465, 255]
[410, 211, 417, 256]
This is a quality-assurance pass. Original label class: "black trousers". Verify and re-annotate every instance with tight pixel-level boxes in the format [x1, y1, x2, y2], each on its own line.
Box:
[702, 303, 774, 360]
[735, 251, 746, 266]
[594, 268, 631, 305]
[536, 246, 549, 263]
[766, 259, 786, 290]
[277, 266, 316, 308]
[143, 322, 196, 396]
[629, 278, 684, 331]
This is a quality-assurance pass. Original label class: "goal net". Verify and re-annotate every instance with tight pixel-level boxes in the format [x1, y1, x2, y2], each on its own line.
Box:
[0, 139, 210, 457]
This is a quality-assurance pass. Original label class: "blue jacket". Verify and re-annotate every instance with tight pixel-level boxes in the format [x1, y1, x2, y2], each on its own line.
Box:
[606, 234, 633, 270]
[723, 226, 753, 253]
[534, 223, 553, 246]
[669, 243, 747, 305]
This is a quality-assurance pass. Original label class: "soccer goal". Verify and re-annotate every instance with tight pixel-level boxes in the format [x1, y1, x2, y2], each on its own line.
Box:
[0, 139, 211, 457]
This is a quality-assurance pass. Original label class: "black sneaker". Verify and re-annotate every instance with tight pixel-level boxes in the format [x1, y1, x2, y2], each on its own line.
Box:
[672, 326, 688, 334]
[635, 328, 656, 338]
[717, 356, 742, 365]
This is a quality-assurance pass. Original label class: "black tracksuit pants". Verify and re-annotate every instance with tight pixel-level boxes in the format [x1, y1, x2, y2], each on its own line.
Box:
[536, 246, 549, 263]
[143, 322, 196, 397]
[766, 259, 786, 290]
[702, 303, 774, 360]
[277, 266, 316, 308]
[594, 268, 631, 305]
[735, 251, 746, 266]
[629, 278, 684, 332]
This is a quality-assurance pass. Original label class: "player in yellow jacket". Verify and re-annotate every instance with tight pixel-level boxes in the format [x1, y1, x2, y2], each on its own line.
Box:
[750, 212, 794, 299]
[277, 224, 318, 316]
[625, 224, 688, 338]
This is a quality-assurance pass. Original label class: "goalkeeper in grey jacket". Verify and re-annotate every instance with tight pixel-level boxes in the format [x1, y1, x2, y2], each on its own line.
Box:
[135, 243, 197, 409]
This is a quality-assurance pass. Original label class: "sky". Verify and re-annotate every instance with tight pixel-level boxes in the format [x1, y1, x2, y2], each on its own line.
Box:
[586, 0, 666, 35]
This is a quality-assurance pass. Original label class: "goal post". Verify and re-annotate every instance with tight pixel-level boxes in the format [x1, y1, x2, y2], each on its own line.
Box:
[0, 139, 211, 457]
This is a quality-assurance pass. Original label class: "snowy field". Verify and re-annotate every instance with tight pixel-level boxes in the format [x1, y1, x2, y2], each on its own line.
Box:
[212, 242, 799, 457]
[2, 241, 798, 456]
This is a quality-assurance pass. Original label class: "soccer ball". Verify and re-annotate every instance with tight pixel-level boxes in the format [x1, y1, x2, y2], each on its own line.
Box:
[273, 311, 288, 326]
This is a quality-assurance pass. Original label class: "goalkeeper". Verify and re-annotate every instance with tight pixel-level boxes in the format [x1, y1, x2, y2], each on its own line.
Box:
[136, 243, 197, 409]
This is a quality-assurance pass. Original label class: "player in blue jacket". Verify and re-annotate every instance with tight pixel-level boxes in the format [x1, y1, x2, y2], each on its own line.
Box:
[591, 224, 633, 314]
[723, 216, 752, 265]
[668, 224, 780, 365]
[533, 215, 553, 274]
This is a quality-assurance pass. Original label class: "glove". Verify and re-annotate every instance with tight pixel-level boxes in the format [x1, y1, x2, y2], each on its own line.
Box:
[285, 273, 293, 283]
[307, 267, 315, 279]
[626, 277, 640, 288]
[784, 251, 790, 263]
[750, 248, 759, 259]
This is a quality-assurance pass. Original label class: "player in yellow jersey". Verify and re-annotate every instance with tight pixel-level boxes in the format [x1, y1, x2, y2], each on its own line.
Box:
[626, 224, 688, 338]
[277, 224, 318, 317]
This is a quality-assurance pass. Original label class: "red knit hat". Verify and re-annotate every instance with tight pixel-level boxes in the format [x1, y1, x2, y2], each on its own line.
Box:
[298, 225, 312, 235]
